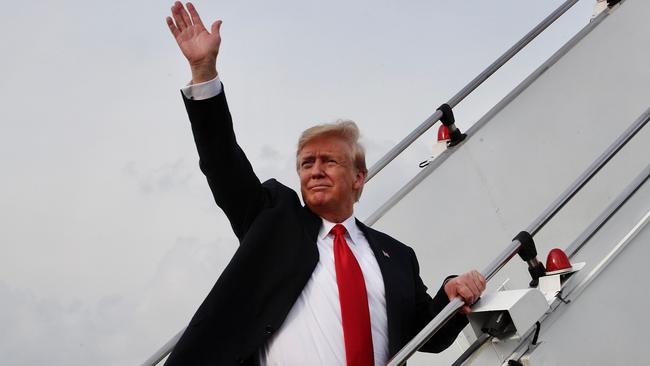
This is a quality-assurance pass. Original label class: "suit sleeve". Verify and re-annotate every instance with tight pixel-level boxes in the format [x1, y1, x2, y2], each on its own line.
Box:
[410, 249, 469, 353]
[182, 85, 268, 240]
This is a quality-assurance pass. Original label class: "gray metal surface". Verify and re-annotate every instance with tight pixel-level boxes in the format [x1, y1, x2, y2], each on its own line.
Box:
[451, 164, 650, 365]
[365, 7, 611, 226]
[565, 164, 650, 258]
[387, 107, 648, 366]
[455, 164, 649, 365]
[373, 0, 650, 298]
[372, 1, 650, 364]
[512, 184, 650, 365]
[525, 106, 649, 236]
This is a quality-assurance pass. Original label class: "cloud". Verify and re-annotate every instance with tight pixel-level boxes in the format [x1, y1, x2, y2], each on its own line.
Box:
[0, 235, 237, 366]
[258, 145, 282, 161]
[123, 159, 195, 194]
[0, 281, 135, 365]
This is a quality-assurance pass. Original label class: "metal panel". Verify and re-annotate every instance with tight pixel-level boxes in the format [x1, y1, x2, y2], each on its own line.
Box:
[521, 185, 650, 365]
[371, 1, 650, 364]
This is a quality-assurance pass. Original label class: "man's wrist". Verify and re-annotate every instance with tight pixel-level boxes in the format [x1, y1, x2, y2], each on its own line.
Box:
[181, 75, 222, 100]
[443, 275, 458, 287]
[442, 275, 458, 298]
[190, 63, 218, 84]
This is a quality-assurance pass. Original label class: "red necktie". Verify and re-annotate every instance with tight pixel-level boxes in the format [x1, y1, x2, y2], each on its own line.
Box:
[331, 224, 374, 366]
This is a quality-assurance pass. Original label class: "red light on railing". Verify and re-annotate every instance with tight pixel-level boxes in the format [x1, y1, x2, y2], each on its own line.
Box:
[545, 248, 572, 274]
[438, 125, 450, 142]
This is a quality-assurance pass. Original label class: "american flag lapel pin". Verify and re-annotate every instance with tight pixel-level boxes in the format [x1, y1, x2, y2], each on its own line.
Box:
[382, 250, 390, 258]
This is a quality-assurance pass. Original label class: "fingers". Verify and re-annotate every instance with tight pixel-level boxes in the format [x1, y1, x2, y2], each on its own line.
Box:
[466, 270, 486, 298]
[457, 284, 478, 305]
[166, 16, 180, 38]
[187, 2, 206, 30]
[474, 270, 486, 292]
[169, 2, 216, 37]
[211, 20, 223, 35]
[170, 1, 193, 32]
[171, 2, 188, 31]
[179, 3, 193, 30]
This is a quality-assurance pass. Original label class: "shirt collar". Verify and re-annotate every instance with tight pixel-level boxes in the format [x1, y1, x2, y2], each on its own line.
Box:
[318, 214, 361, 246]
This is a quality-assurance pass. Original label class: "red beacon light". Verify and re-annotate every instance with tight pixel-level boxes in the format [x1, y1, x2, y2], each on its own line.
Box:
[437, 125, 450, 143]
[540, 248, 586, 300]
[545, 248, 573, 275]
[545, 248, 586, 275]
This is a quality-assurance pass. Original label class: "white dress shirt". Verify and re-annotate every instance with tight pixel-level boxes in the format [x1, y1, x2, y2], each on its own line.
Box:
[259, 216, 388, 366]
[182, 79, 389, 365]
[181, 76, 223, 100]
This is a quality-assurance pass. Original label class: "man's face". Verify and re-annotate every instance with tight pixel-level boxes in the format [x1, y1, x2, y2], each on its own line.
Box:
[298, 135, 365, 221]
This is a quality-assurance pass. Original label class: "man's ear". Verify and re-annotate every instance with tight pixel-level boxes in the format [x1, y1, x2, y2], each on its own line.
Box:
[353, 169, 367, 190]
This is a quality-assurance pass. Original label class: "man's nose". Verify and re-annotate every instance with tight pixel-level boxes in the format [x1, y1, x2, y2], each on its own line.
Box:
[309, 160, 325, 177]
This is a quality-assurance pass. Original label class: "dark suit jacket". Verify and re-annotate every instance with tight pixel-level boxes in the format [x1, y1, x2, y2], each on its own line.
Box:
[164, 85, 468, 366]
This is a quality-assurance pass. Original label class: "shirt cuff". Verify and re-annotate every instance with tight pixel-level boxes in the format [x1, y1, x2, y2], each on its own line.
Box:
[181, 75, 223, 100]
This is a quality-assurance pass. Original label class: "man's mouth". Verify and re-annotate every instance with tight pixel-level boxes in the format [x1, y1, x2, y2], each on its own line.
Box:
[310, 185, 331, 191]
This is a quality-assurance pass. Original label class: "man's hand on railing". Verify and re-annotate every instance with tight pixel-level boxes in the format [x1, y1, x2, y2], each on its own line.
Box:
[444, 270, 486, 314]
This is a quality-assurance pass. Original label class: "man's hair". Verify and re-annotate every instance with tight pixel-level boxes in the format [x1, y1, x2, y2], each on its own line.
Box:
[296, 120, 367, 200]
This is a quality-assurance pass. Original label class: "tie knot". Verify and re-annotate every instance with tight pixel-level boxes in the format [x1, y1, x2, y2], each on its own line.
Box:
[331, 224, 347, 237]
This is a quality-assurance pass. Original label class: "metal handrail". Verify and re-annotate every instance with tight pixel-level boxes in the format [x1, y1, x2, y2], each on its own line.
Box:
[503, 167, 650, 364]
[366, 0, 580, 182]
[143, 1, 584, 364]
[366, 2, 611, 226]
[450, 163, 650, 366]
[386, 106, 650, 366]
[141, 328, 185, 366]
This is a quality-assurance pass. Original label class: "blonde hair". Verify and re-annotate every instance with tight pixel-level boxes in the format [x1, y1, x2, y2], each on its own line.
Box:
[296, 120, 367, 200]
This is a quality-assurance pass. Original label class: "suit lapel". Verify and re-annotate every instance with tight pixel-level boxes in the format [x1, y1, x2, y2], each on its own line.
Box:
[299, 205, 322, 265]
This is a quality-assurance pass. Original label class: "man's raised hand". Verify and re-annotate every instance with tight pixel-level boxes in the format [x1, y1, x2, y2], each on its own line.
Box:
[166, 1, 222, 84]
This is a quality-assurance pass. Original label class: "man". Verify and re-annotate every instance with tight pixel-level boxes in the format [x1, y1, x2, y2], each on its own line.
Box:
[164, 2, 485, 365]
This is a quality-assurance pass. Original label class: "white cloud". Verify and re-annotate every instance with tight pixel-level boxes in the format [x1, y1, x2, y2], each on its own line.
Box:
[0, 234, 237, 366]
[123, 159, 195, 194]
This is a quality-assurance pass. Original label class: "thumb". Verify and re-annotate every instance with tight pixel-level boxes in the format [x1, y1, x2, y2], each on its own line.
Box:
[211, 20, 223, 34]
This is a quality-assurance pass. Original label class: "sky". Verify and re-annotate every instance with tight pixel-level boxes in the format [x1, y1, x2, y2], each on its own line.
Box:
[0, 1, 597, 364]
